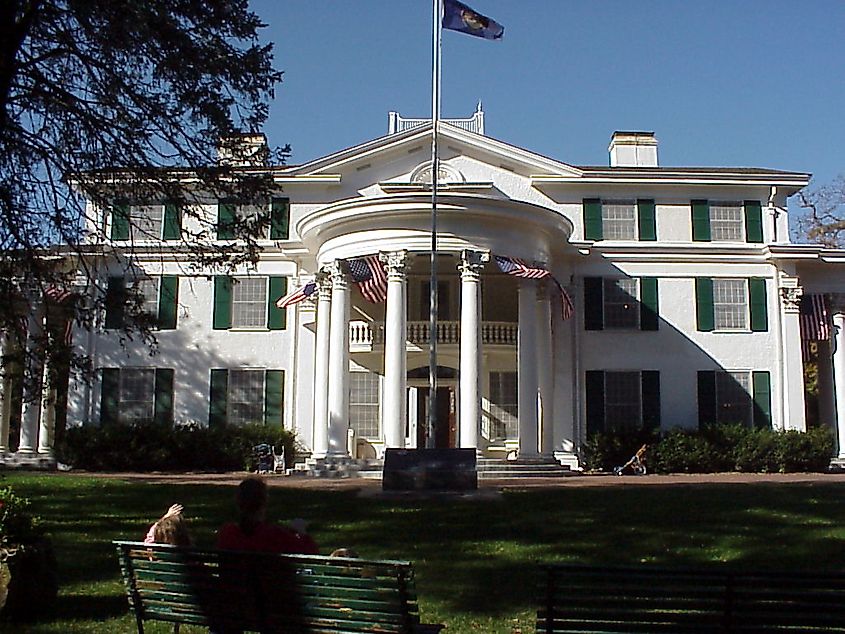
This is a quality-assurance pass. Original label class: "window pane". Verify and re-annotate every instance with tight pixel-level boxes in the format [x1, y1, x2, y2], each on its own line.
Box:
[349, 372, 380, 439]
[119, 369, 155, 423]
[238, 203, 270, 239]
[602, 201, 636, 241]
[710, 202, 744, 242]
[603, 278, 639, 329]
[134, 278, 159, 317]
[232, 278, 267, 328]
[489, 371, 518, 441]
[716, 371, 751, 425]
[604, 371, 641, 431]
[130, 205, 163, 240]
[228, 369, 264, 426]
[714, 279, 747, 330]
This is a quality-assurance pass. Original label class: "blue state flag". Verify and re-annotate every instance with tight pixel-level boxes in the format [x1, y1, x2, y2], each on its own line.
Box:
[442, 0, 504, 40]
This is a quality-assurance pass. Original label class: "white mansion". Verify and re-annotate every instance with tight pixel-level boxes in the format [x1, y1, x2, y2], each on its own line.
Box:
[4, 109, 845, 470]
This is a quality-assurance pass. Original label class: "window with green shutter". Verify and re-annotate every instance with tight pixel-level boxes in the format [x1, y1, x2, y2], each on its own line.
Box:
[213, 277, 232, 330]
[154, 368, 175, 425]
[583, 277, 603, 330]
[584, 277, 659, 331]
[585, 370, 605, 435]
[586, 370, 658, 433]
[267, 277, 287, 330]
[691, 200, 711, 242]
[698, 370, 757, 427]
[209, 369, 228, 427]
[749, 278, 768, 332]
[697, 371, 717, 427]
[583, 199, 603, 240]
[100, 368, 120, 424]
[641, 370, 661, 430]
[264, 370, 284, 426]
[105, 277, 126, 330]
[639, 277, 659, 331]
[744, 200, 764, 244]
[162, 203, 181, 241]
[110, 201, 130, 240]
[637, 199, 656, 241]
[270, 198, 290, 240]
[695, 278, 715, 332]
[752, 371, 771, 428]
[158, 276, 178, 330]
[217, 200, 236, 240]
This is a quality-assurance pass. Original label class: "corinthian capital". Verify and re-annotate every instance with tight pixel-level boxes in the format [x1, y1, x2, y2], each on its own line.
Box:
[780, 286, 803, 313]
[458, 249, 490, 278]
[379, 250, 409, 279]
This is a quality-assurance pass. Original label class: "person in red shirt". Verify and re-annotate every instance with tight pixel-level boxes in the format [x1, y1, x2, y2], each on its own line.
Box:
[216, 477, 318, 554]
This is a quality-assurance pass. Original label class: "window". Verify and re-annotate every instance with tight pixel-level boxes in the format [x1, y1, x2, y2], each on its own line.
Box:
[691, 200, 763, 243]
[105, 275, 179, 330]
[350, 372, 380, 439]
[488, 371, 518, 440]
[584, 277, 659, 331]
[583, 199, 656, 241]
[135, 278, 160, 318]
[585, 370, 660, 435]
[208, 368, 284, 427]
[110, 202, 180, 241]
[130, 205, 164, 240]
[100, 367, 174, 425]
[698, 370, 771, 427]
[213, 276, 286, 330]
[709, 202, 744, 242]
[217, 197, 289, 240]
[695, 277, 767, 332]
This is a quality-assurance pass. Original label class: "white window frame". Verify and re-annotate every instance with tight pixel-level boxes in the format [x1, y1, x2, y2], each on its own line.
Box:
[231, 277, 268, 329]
[603, 278, 640, 329]
[715, 370, 752, 426]
[227, 369, 265, 426]
[601, 200, 637, 241]
[349, 371, 381, 440]
[604, 371, 642, 431]
[713, 278, 749, 331]
[129, 204, 165, 241]
[119, 368, 156, 424]
[709, 201, 744, 242]
[489, 371, 518, 441]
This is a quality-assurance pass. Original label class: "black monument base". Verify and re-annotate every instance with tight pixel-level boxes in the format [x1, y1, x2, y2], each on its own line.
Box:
[382, 448, 477, 491]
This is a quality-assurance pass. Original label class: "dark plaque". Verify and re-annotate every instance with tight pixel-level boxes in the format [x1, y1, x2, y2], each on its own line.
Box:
[382, 448, 477, 491]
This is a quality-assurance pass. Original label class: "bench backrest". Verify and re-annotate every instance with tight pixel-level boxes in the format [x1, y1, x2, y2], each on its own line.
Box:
[537, 564, 845, 634]
[114, 541, 424, 633]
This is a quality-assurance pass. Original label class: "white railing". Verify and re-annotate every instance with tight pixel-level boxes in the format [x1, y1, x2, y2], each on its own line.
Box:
[388, 108, 485, 136]
[348, 320, 517, 348]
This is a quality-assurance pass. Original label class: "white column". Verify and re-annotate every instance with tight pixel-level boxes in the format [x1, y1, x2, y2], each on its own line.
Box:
[537, 283, 555, 456]
[458, 250, 487, 450]
[312, 272, 332, 459]
[326, 262, 350, 457]
[780, 284, 807, 431]
[518, 278, 539, 458]
[0, 332, 10, 453]
[833, 309, 845, 459]
[37, 355, 56, 456]
[19, 295, 45, 454]
[381, 251, 409, 449]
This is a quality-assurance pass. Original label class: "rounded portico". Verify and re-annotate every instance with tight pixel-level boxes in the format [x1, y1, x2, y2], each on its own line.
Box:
[296, 187, 575, 462]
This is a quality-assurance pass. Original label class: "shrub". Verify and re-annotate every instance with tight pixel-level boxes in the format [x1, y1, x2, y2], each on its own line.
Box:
[775, 427, 834, 473]
[651, 428, 712, 473]
[734, 428, 779, 473]
[55, 423, 297, 472]
[582, 429, 657, 472]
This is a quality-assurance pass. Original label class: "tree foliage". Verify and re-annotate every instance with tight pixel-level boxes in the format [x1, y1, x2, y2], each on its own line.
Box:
[797, 175, 845, 247]
[0, 0, 284, 383]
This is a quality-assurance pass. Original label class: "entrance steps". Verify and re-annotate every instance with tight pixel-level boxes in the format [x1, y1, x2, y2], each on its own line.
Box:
[292, 456, 577, 480]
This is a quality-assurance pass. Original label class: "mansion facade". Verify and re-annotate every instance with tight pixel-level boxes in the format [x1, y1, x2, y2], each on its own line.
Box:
[4, 109, 845, 470]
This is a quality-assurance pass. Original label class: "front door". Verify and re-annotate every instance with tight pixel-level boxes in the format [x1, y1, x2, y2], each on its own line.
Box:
[415, 386, 456, 449]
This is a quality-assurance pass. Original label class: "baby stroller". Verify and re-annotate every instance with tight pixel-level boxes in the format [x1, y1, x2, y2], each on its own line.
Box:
[613, 444, 648, 476]
[252, 443, 286, 474]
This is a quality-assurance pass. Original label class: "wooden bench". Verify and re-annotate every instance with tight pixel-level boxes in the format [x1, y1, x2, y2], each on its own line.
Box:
[114, 541, 443, 634]
[537, 563, 845, 633]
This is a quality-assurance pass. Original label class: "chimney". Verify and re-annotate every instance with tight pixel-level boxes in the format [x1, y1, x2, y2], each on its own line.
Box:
[217, 133, 269, 166]
[608, 131, 659, 167]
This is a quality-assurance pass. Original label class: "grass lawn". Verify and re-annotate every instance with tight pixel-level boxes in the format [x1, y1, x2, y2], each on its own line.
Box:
[3, 473, 845, 633]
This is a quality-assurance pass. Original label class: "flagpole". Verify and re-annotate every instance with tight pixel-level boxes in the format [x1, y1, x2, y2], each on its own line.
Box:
[427, 0, 442, 449]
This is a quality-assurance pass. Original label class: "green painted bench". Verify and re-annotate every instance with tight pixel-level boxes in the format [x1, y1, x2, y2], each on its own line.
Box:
[114, 541, 443, 634]
[537, 563, 845, 633]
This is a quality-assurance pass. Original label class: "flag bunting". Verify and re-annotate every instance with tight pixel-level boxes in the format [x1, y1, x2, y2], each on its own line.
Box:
[348, 255, 388, 303]
[800, 293, 831, 361]
[276, 281, 317, 309]
[494, 255, 573, 320]
[442, 0, 504, 40]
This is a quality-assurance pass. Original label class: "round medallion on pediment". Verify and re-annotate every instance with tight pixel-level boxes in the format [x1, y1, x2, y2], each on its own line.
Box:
[410, 161, 464, 185]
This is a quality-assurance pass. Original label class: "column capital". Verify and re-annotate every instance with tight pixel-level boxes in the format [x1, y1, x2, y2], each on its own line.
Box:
[327, 261, 349, 290]
[380, 250, 409, 279]
[458, 250, 490, 279]
[315, 269, 333, 301]
[779, 283, 803, 313]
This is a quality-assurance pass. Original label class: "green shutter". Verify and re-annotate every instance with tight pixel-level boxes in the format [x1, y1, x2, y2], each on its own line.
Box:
[157, 276, 178, 330]
[213, 277, 232, 330]
[209, 369, 228, 427]
[584, 277, 604, 330]
[695, 278, 715, 332]
[697, 371, 717, 428]
[217, 200, 236, 240]
[105, 277, 125, 330]
[110, 201, 130, 240]
[264, 370, 284, 426]
[101, 368, 120, 425]
[641, 370, 661, 430]
[691, 200, 711, 242]
[585, 370, 605, 436]
[162, 203, 181, 240]
[267, 277, 287, 330]
[637, 199, 656, 241]
[270, 197, 290, 240]
[752, 370, 772, 429]
[749, 278, 768, 332]
[583, 199, 603, 240]
[744, 200, 764, 244]
[154, 368, 174, 426]
[639, 277, 659, 331]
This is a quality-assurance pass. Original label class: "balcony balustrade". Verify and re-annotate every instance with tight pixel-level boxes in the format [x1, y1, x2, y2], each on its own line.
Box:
[348, 320, 517, 349]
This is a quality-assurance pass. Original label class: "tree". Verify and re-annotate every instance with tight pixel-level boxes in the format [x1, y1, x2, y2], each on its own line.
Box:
[0, 0, 284, 387]
[797, 176, 845, 247]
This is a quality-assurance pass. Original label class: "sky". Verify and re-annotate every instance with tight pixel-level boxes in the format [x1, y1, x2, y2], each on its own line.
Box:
[251, 1, 844, 192]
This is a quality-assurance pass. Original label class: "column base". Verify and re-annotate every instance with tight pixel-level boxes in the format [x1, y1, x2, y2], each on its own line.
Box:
[0, 452, 57, 470]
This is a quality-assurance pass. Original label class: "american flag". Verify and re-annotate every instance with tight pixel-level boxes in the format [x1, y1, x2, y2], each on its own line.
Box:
[495, 255, 574, 320]
[275, 281, 317, 309]
[44, 285, 75, 304]
[348, 255, 388, 303]
[800, 293, 830, 361]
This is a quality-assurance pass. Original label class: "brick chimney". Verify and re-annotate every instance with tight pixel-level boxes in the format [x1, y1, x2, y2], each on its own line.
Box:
[608, 131, 659, 167]
[217, 133, 269, 166]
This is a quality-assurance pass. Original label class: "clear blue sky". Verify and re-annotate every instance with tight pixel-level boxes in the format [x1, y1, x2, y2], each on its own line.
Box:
[252, 0, 844, 189]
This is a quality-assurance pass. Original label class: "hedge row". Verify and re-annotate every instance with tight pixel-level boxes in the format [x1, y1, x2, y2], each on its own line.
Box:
[583, 424, 834, 474]
[55, 423, 297, 472]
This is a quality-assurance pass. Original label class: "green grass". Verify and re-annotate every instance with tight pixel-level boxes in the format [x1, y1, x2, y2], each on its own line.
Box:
[4, 474, 845, 633]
